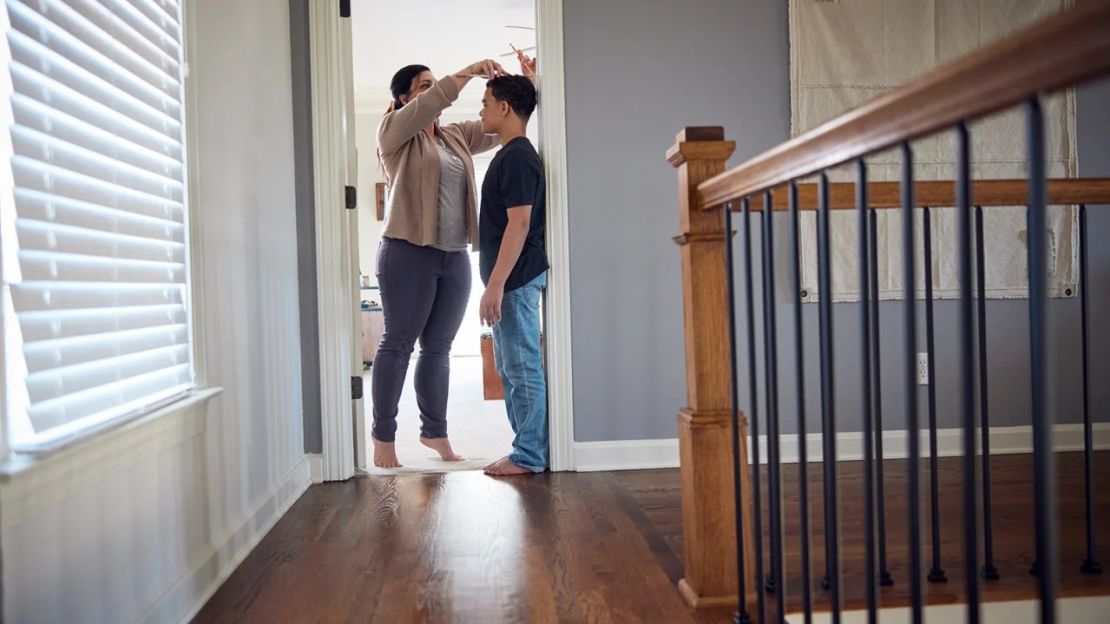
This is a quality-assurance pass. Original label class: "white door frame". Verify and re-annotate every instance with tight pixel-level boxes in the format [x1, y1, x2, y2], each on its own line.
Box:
[308, 0, 357, 481]
[339, 10, 366, 473]
[536, 0, 575, 472]
[309, 0, 576, 478]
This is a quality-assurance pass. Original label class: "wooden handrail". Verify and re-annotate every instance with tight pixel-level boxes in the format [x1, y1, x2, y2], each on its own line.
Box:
[697, 0, 1110, 211]
[734, 178, 1110, 211]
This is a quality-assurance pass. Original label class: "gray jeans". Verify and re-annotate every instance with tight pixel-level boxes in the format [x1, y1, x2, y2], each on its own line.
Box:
[371, 237, 471, 443]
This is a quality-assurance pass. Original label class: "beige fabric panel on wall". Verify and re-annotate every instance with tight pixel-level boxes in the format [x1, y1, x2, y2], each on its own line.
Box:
[789, 0, 1078, 302]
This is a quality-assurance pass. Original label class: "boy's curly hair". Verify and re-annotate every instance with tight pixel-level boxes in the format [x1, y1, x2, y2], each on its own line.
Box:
[486, 75, 537, 122]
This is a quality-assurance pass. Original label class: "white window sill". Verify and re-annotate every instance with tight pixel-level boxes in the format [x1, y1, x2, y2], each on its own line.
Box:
[0, 387, 223, 482]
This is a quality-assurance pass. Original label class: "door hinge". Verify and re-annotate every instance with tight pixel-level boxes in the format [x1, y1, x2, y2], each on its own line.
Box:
[340, 0, 350, 18]
[351, 376, 363, 400]
[345, 185, 357, 210]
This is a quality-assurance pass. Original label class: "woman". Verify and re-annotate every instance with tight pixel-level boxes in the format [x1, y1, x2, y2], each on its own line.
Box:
[372, 60, 506, 468]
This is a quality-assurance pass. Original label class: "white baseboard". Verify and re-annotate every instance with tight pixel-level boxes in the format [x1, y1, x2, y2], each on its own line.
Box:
[574, 423, 1110, 472]
[804, 596, 1110, 624]
[768, 422, 1110, 463]
[574, 438, 680, 472]
[154, 455, 313, 624]
[307, 452, 324, 483]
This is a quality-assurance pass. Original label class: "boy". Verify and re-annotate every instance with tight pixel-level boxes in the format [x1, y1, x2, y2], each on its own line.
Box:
[476, 74, 548, 476]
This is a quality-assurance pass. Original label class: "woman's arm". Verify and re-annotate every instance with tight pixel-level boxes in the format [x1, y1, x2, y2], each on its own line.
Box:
[446, 59, 505, 94]
[377, 75, 458, 155]
[445, 53, 536, 157]
[378, 60, 506, 156]
[447, 120, 501, 155]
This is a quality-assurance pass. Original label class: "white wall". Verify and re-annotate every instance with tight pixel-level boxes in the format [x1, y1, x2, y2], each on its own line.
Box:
[0, 1, 311, 622]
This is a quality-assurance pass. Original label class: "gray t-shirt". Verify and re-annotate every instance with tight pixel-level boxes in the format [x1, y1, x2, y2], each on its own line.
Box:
[433, 137, 468, 252]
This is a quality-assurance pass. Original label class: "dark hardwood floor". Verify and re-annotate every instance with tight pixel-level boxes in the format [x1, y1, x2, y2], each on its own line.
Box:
[617, 450, 1110, 616]
[194, 452, 1109, 623]
[193, 470, 723, 623]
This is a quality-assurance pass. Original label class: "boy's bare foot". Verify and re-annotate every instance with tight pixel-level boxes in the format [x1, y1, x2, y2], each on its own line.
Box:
[484, 456, 509, 472]
[373, 438, 402, 468]
[484, 457, 531, 476]
[420, 436, 464, 462]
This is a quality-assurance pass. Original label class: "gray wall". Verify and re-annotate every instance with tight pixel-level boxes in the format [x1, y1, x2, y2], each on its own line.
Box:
[563, 0, 791, 442]
[564, 0, 1110, 442]
[290, 0, 322, 453]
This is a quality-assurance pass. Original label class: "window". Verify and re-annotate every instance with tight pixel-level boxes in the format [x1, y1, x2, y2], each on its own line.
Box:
[0, 0, 192, 454]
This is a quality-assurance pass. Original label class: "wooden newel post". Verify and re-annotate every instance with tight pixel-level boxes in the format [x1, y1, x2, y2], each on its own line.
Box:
[666, 127, 754, 609]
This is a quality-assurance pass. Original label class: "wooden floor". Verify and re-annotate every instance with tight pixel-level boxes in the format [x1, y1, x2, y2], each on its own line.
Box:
[619, 451, 1110, 616]
[195, 452, 1109, 623]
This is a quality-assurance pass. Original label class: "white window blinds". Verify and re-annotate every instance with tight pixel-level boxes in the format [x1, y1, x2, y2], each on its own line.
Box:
[0, 0, 192, 451]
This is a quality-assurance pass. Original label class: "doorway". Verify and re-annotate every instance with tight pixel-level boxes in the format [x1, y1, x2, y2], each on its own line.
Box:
[350, 0, 544, 473]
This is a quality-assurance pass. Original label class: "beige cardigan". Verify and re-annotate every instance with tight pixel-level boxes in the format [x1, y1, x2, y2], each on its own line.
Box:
[377, 75, 500, 249]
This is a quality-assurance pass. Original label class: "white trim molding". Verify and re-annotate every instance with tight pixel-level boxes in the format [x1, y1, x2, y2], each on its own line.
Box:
[309, 0, 356, 482]
[762, 422, 1110, 464]
[0, 389, 220, 496]
[804, 596, 1110, 624]
[575, 439, 680, 472]
[573, 423, 1110, 472]
[537, 0, 576, 472]
[307, 452, 324, 483]
[182, 0, 207, 391]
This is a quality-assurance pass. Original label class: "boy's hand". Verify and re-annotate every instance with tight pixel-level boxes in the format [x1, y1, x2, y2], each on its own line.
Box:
[480, 284, 504, 326]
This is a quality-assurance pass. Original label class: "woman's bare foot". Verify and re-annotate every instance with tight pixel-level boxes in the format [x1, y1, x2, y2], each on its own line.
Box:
[484, 457, 531, 476]
[420, 437, 464, 462]
[373, 438, 402, 468]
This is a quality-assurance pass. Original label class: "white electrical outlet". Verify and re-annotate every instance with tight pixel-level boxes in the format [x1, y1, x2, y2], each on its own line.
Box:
[917, 353, 929, 385]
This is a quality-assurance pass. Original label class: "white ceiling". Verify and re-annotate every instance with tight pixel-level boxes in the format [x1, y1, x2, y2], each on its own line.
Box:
[350, 0, 535, 114]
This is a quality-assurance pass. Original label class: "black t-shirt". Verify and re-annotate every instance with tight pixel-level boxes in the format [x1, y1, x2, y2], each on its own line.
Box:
[479, 136, 548, 291]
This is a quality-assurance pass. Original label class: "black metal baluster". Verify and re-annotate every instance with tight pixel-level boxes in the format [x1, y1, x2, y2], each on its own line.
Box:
[870, 208, 895, 588]
[1025, 202, 1034, 581]
[1028, 202, 1041, 582]
[976, 206, 1000, 581]
[1079, 203, 1103, 577]
[1027, 97, 1058, 624]
[957, 122, 981, 624]
[742, 198, 768, 624]
[761, 192, 787, 622]
[858, 161, 878, 623]
[790, 182, 814, 624]
[923, 206, 948, 585]
[817, 173, 841, 622]
[901, 142, 924, 624]
[725, 204, 753, 624]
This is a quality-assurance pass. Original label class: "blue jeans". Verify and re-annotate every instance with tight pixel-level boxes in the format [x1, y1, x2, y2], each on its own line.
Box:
[491, 272, 547, 472]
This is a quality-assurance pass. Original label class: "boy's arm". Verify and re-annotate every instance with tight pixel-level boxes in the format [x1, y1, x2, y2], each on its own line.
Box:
[479, 206, 531, 326]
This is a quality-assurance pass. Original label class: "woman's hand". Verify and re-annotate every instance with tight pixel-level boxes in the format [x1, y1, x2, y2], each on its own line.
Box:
[516, 50, 536, 77]
[457, 59, 507, 79]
